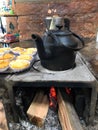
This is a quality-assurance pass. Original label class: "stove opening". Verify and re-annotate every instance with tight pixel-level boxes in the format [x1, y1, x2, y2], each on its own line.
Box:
[7, 83, 91, 130]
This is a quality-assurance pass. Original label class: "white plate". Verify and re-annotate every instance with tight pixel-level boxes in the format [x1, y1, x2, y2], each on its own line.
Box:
[0, 66, 9, 72]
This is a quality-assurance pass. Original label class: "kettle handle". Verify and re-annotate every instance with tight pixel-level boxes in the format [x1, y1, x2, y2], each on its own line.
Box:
[45, 30, 60, 44]
[64, 18, 84, 51]
[68, 31, 85, 51]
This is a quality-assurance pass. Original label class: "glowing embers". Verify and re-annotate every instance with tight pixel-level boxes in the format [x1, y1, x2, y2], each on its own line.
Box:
[49, 86, 57, 110]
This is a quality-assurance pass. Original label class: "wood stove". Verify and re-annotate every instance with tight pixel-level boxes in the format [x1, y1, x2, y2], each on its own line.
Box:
[3, 52, 98, 126]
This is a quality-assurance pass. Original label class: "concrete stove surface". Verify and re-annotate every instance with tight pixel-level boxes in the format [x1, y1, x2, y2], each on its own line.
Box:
[5, 52, 95, 83]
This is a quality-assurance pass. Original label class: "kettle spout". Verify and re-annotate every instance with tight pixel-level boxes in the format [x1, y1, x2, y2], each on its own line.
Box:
[32, 34, 47, 60]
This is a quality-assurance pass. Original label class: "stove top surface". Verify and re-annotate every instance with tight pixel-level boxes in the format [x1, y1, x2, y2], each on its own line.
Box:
[33, 54, 83, 74]
[8, 53, 96, 83]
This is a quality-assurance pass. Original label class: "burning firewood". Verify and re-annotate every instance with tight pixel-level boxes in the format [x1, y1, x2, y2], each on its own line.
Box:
[49, 86, 57, 110]
[27, 91, 49, 127]
[57, 89, 83, 130]
[58, 90, 72, 130]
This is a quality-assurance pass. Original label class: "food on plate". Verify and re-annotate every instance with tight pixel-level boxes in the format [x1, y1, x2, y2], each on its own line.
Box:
[0, 53, 15, 60]
[0, 47, 11, 54]
[9, 59, 30, 70]
[0, 47, 36, 73]
[12, 47, 25, 54]
[17, 54, 32, 61]
[0, 60, 9, 69]
[21, 48, 37, 55]
[26, 48, 37, 52]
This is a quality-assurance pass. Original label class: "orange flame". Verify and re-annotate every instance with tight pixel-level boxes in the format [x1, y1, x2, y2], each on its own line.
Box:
[49, 86, 57, 109]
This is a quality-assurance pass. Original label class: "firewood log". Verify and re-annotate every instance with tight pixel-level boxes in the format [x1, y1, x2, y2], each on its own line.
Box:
[0, 100, 8, 130]
[57, 89, 83, 130]
[58, 90, 73, 130]
[27, 91, 49, 127]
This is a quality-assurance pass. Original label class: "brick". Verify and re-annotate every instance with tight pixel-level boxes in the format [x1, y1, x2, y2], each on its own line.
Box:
[6, 0, 98, 40]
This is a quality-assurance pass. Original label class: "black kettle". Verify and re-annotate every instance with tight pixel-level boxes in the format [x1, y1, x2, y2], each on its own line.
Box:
[32, 17, 84, 71]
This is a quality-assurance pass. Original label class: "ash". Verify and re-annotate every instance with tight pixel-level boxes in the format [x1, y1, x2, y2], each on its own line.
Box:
[9, 109, 61, 130]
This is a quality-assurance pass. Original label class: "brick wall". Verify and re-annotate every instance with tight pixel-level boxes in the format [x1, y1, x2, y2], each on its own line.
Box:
[6, 0, 98, 41]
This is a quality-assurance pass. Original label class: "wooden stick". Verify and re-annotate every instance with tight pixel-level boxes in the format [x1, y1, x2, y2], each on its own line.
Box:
[0, 100, 9, 130]
[58, 89, 83, 130]
[27, 91, 49, 127]
[58, 90, 73, 130]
